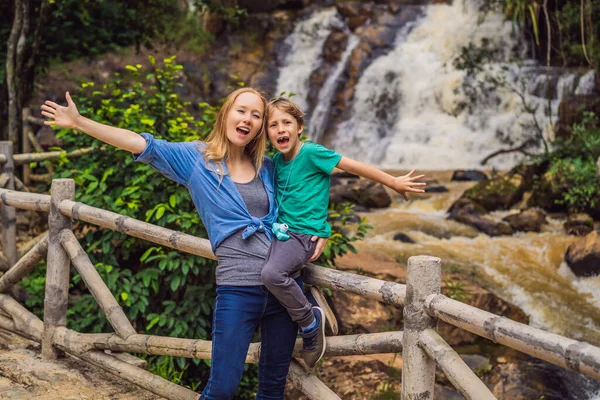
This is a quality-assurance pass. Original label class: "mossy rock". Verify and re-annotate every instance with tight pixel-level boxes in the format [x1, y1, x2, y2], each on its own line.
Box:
[464, 173, 526, 212]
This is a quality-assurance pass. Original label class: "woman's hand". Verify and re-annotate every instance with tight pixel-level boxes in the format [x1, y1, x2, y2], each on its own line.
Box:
[41, 91, 80, 130]
[308, 236, 328, 262]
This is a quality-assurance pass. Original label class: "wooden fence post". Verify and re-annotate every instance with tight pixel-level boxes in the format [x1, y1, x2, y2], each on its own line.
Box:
[42, 179, 74, 360]
[0, 142, 17, 268]
[401, 256, 441, 400]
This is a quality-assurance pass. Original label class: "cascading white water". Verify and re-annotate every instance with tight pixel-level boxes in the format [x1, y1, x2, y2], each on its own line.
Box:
[275, 8, 343, 111]
[308, 34, 360, 143]
[332, 1, 594, 169]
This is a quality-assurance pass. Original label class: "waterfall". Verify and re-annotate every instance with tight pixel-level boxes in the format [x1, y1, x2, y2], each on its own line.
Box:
[334, 1, 584, 169]
[274, 2, 596, 170]
[308, 34, 359, 143]
[275, 8, 343, 112]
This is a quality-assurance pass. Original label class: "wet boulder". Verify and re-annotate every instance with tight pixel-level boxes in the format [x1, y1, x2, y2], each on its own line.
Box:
[330, 179, 392, 208]
[564, 231, 600, 277]
[464, 173, 526, 212]
[392, 232, 415, 243]
[556, 95, 600, 140]
[451, 170, 488, 182]
[564, 213, 594, 236]
[448, 198, 514, 237]
[503, 208, 547, 233]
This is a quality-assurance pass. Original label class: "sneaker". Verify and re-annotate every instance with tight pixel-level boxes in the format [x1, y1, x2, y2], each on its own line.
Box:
[299, 307, 326, 368]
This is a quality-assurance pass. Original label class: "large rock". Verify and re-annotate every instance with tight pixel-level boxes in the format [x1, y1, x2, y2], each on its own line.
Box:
[330, 179, 392, 208]
[464, 173, 526, 212]
[564, 231, 600, 277]
[527, 170, 566, 212]
[451, 170, 488, 182]
[447, 198, 514, 236]
[503, 208, 547, 233]
[329, 290, 399, 334]
[564, 213, 594, 236]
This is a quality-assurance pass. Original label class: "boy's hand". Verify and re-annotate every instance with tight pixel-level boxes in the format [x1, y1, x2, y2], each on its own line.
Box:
[390, 169, 426, 201]
[308, 236, 328, 262]
[41, 91, 80, 130]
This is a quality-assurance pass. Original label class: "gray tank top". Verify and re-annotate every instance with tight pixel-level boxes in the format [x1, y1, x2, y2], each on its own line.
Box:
[214, 174, 271, 286]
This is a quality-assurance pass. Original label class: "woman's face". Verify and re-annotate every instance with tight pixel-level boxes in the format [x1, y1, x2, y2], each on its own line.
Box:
[226, 92, 264, 148]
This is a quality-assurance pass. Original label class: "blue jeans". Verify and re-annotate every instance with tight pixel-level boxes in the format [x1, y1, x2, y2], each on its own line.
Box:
[199, 280, 301, 399]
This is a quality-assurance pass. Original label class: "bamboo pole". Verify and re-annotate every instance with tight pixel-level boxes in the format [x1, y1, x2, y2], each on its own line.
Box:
[424, 294, 600, 382]
[59, 229, 136, 339]
[64, 349, 199, 400]
[419, 329, 496, 400]
[0, 234, 47, 293]
[42, 179, 74, 360]
[50, 330, 403, 362]
[402, 256, 441, 400]
[13, 147, 94, 165]
[0, 188, 51, 211]
[0, 142, 17, 268]
[307, 285, 338, 335]
[18, 231, 48, 257]
[22, 108, 32, 185]
[13, 176, 29, 192]
[0, 173, 9, 188]
[0, 293, 44, 341]
[59, 199, 215, 259]
[304, 264, 407, 306]
[287, 360, 341, 400]
[0, 313, 41, 342]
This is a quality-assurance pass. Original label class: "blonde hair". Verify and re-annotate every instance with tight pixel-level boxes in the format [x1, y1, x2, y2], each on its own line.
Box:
[203, 87, 268, 176]
[265, 97, 305, 130]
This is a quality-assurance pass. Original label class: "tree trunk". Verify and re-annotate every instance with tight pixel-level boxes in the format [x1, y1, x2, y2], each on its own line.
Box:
[6, 0, 24, 147]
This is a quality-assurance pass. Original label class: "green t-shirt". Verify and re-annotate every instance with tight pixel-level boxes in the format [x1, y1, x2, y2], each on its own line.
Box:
[274, 142, 342, 237]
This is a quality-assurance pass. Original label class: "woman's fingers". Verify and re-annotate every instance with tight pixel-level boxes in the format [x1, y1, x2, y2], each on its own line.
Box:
[44, 100, 60, 109]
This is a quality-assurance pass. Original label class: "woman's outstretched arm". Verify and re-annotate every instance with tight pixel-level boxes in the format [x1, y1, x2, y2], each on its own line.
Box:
[41, 91, 147, 154]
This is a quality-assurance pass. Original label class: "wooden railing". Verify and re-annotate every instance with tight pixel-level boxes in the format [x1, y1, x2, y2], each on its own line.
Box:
[0, 141, 599, 399]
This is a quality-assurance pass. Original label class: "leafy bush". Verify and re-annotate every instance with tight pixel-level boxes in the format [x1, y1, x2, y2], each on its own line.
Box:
[539, 112, 600, 213]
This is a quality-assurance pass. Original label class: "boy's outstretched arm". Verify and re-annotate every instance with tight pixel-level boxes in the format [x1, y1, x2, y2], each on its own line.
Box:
[41, 92, 147, 154]
[336, 156, 426, 201]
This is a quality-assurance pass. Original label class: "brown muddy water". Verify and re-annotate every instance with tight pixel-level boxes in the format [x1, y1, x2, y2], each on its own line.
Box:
[357, 171, 600, 346]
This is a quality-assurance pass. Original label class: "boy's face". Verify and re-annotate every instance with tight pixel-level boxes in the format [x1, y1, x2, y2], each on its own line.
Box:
[267, 107, 303, 161]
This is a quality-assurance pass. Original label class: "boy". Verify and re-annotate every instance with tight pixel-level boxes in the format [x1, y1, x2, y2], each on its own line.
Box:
[261, 98, 426, 368]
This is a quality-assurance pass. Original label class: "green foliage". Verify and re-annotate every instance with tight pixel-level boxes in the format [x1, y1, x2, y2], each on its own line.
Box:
[556, 0, 600, 68]
[443, 279, 473, 303]
[536, 112, 600, 212]
[319, 203, 373, 268]
[193, 0, 248, 25]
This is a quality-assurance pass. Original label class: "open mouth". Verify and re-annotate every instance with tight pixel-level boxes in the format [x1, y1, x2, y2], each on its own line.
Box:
[277, 137, 290, 145]
[237, 126, 250, 135]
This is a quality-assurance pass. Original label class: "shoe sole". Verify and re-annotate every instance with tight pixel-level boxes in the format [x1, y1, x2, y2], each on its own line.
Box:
[313, 306, 327, 366]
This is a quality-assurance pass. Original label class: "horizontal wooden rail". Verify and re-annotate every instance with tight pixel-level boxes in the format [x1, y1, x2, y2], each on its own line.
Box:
[59, 199, 216, 259]
[304, 264, 406, 306]
[0, 188, 50, 211]
[419, 329, 496, 400]
[13, 147, 93, 165]
[49, 329, 403, 363]
[425, 294, 600, 381]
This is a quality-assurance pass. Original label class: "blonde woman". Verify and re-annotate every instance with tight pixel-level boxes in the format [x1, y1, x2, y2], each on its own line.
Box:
[41, 88, 327, 399]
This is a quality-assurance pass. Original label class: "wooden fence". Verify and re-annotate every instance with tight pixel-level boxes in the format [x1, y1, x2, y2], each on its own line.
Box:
[0, 141, 599, 399]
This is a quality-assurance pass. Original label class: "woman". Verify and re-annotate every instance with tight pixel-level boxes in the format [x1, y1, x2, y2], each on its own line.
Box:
[41, 88, 326, 399]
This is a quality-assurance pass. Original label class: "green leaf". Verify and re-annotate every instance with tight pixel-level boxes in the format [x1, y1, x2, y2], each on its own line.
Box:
[169, 194, 177, 208]
[121, 292, 128, 301]
[156, 206, 165, 220]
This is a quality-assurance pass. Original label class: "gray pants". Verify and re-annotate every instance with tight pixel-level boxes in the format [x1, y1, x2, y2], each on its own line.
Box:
[261, 232, 317, 328]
